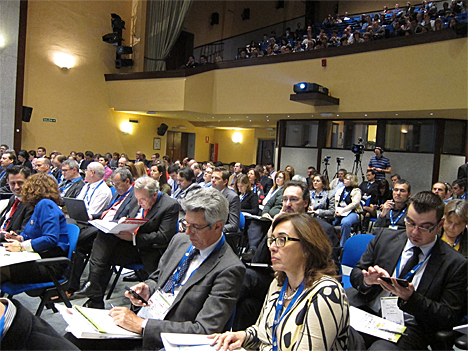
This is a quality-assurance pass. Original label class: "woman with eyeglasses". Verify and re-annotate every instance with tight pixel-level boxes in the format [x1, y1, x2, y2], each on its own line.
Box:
[310, 173, 335, 223]
[334, 173, 362, 247]
[262, 171, 290, 217]
[211, 213, 349, 351]
[441, 199, 467, 259]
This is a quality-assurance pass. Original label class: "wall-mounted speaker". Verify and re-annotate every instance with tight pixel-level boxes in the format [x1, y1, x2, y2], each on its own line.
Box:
[157, 123, 169, 136]
[241, 8, 250, 20]
[211, 12, 219, 25]
[22, 106, 33, 122]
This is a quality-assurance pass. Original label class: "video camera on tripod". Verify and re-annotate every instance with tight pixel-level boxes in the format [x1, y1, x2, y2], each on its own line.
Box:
[351, 137, 365, 155]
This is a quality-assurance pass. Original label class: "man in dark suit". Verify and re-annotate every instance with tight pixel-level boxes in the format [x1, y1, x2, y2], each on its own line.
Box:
[0, 152, 16, 191]
[348, 191, 467, 350]
[67, 168, 137, 294]
[74, 176, 179, 308]
[211, 166, 240, 233]
[58, 159, 84, 199]
[106, 187, 245, 349]
[1, 298, 79, 350]
[0, 166, 33, 236]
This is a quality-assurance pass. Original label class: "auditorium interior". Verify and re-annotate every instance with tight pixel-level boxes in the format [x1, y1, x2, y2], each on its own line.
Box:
[1, 0, 467, 195]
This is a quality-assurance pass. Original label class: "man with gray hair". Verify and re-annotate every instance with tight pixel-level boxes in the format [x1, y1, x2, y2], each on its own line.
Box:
[76, 162, 112, 216]
[77, 187, 245, 349]
[58, 159, 84, 198]
[74, 176, 179, 309]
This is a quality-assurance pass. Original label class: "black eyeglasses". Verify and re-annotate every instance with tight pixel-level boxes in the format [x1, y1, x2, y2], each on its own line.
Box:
[181, 219, 210, 233]
[266, 236, 300, 248]
[404, 218, 439, 233]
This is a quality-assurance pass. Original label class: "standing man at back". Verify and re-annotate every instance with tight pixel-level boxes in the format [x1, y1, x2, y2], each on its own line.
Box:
[368, 147, 391, 181]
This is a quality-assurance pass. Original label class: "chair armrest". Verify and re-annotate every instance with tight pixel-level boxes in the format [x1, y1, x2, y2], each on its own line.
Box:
[35, 257, 71, 267]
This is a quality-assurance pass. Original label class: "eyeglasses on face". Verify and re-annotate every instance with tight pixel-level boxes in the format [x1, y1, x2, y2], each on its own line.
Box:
[404, 218, 439, 233]
[181, 219, 210, 233]
[266, 236, 300, 248]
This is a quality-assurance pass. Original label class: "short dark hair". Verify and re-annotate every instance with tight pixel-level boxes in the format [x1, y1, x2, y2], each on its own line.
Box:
[453, 178, 466, 191]
[214, 166, 230, 181]
[391, 174, 401, 180]
[395, 179, 411, 193]
[366, 169, 376, 175]
[409, 191, 445, 222]
[178, 167, 195, 182]
[85, 151, 94, 158]
[3, 153, 16, 163]
[37, 147, 46, 153]
[6, 165, 31, 178]
[167, 164, 179, 174]
[284, 180, 310, 204]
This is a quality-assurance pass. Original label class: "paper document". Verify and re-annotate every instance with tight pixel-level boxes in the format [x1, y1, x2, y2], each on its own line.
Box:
[350, 306, 407, 343]
[89, 218, 148, 234]
[56, 304, 142, 339]
[161, 333, 246, 351]
[0, 246, 41, 267]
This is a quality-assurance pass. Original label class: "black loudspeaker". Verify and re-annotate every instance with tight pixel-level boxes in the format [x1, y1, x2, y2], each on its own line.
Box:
[157, 123, 169, 136]
[211, 12, 219, 25]
[22, 106, 33, 122]
[242, 8, 250, 20]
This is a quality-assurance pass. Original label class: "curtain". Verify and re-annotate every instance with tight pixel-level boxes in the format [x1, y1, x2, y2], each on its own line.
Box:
[145, 0, 193, 71]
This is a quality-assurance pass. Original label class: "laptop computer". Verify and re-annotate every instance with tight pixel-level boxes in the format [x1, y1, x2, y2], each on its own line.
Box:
[63, 197, 89, 224]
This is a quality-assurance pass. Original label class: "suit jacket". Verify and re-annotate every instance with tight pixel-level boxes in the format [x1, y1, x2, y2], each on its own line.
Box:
[0, 195, 34, 233]
[350, 229, 467, 336]
[1, 299, 79, 350]
[143, 234, 246, 349]
[221, 187, 240, 232]
[261, 176, 273, 195]
[92, 187, 136, 221]
[262, 187, 284, 217]
[63, 178, 85, 199]
[131, 192, 179, 250]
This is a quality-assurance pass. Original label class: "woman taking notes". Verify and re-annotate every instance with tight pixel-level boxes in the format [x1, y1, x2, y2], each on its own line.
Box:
[211, 213, 349, 351]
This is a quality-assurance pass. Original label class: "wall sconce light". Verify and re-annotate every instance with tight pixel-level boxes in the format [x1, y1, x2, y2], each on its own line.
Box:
[120, 121, 133, 134]
[53, 53, 76, 70]
[232, 132, 242, 143]
[0, 35, 6, 48]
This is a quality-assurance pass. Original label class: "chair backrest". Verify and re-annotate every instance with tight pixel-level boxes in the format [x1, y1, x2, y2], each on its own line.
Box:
[66, 223, 80, 260]
[341, 234, 373, 268]
[239, 212, 245, 231]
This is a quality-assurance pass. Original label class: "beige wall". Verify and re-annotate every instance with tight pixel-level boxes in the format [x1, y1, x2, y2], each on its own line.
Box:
[107, 38, 468, 116]
[183, 0, 306, 47]
[213, 129, 257, 164]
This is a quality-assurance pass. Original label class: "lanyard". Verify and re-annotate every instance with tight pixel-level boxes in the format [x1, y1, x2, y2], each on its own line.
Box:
[84, 180, 104, 206]
[239, 193, 247, 202]
[170, 235, 226, 294]
[253, 184, 257, 193]
[341, 188, 350, 202]
[272, 278, 305, 351]
[60, 177, 81, 191]
[312, 190, 326, 201]
[396, 247, 433, 280]
[0, 304, 7, 339]
[390, 207, 406, 227]
[109, 186, 132, 207]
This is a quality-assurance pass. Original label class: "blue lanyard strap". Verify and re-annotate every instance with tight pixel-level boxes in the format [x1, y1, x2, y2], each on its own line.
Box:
[390, 207, 406, 227]
[109, 186, 132, 207]
[170, 235, 226, 294]
[0, 304, 7, 338]
[84, 180, 104, 206]
[272, 278, 305, 351]
[240, 193, 247, 202]
[396, 247, 433, 280]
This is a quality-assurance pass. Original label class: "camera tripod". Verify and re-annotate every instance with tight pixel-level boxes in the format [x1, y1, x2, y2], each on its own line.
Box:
[352, 152, 365, 182]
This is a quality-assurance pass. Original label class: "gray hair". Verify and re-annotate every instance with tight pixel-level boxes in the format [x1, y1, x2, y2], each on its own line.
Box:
[292, 174, 307, 183]
[182, 187, 229, 226]
[134, 176, 159, 196]
[444, 199, 468, 224]
[111, 167, 133, 183]
[87, 162, 105, 179]
[62, 159, 79, 170]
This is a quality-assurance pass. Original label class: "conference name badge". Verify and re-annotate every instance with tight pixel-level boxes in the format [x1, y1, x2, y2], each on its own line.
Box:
[137, 289, 174, 320]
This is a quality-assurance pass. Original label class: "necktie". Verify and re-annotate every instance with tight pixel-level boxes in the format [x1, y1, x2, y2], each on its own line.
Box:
[399, 246, 422, 281]
[2, 199, 20, 230]
[162, 247, 199, 293]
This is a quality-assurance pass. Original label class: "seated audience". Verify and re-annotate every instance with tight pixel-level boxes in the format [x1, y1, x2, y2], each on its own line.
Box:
[70, 187, 245, 350]
[452, 178, 466, 200]
[76, 162, 112, 216]
[211, 212, 349, 351]
[348, 192, 467, 350]
[248, 167, 265, 204]
[58, 159, 84, 198]
[73, 176, 179, 308]
[211, 167, 240, 233]
[236, 174, 259, 215]
[0, 152, 16, 190]
[16, 149, 33, 172]
[441, 199, 467, 259]
[150, 164, 171, 195]
[1, 173, 69, 284]
[334, 173, 362, 247]
[0, 166, 33, 236]
[374, 179, 411, 230]
[259, 165, 273, 195]
[262, 171, 289, 218]
[310, 173, 335, 223]
[432, 181, 452, 204]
